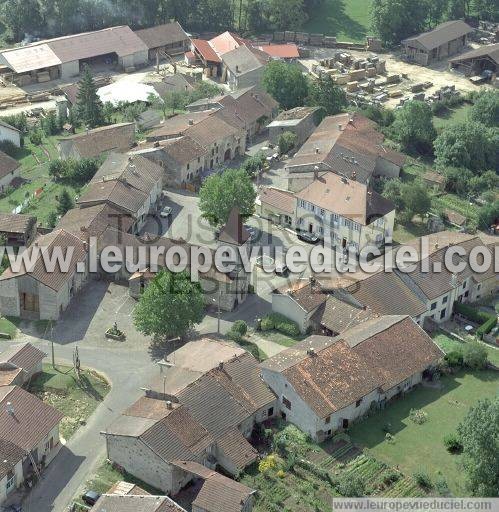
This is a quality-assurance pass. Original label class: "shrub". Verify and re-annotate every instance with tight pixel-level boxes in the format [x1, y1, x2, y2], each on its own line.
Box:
[226, 329, 243, 343]
[435, 476, 450, 496]
[276, 469, 286, 478]
[409, 409, 428, 425]
[445, 349, 463, 367]
[258, 454, 278, 473]
[476, 316, 497, 339]
[338, 474, 366, 497]
[260, 316, 274, 331]
[278, 131, 297, 155]
[443, 433, 463, 454]
[29, 130, 43, 145]
[382, 470, 401, 486]
[231, 320, 248, 336]
[260, 313, 300, 337]
[454, 303, 492, 324]
[413, 470, 433, 490]
[462, 343, 488, 370]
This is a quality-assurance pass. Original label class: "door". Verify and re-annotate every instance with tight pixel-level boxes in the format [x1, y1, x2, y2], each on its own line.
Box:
[308, 223, 313, 233]
[342, 238, 347, 248]
[342, 418, 349, 429]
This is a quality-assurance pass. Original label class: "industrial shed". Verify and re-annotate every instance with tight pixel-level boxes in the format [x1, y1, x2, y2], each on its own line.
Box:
[135, 21, 190, 59]
[449, 43, 499, 75]
[0, 26, 148, 86]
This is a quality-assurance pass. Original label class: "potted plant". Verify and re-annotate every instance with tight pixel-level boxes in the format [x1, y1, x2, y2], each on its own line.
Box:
[105, 322, 126, 341]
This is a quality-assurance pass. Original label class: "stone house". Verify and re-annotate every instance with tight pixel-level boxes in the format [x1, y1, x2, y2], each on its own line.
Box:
[105, 339, 274, 497]
[0, 120, 21, 147]
[295, 172, 395, 257]
[0, 151, 21, 193]
[77, 153, 163, 233]
[57, 123, 136, 160]
[257, 187, 295, 228]
[0, 343, 46, 387]
[0, 229, 88, 320]
[285, 113, 406, 192]
[402, 20, 473, 66]
[260, 316, 443, 441]
[221, 45, 269, 90]
[0, 385, 63, 504]
[0, 213, 37, 247]
[268, 106, 322, 147]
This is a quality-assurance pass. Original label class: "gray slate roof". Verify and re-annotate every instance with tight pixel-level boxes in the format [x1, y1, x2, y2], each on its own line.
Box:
[402, 20, 473, 51]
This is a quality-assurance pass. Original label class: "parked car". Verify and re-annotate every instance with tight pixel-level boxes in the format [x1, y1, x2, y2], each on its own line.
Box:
[160, 206, 172, 218]
[297, 231, 320, 244]
[274, 261, 289, 276]
[244, 225, 258, 242]
[82, 491, 101, 506]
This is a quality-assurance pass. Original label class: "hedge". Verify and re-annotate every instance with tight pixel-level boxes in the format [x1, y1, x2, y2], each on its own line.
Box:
[260, 313, 300, 337]
[454, 303, 497, 339]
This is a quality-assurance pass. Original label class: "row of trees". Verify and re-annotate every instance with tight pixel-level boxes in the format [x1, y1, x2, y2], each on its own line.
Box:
[0, 0, 322, 43]
[371, 0, 499, 46]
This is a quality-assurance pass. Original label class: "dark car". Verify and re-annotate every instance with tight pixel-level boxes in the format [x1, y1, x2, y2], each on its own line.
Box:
[82, 491, 101, 506]
[297, 231, 320, 244]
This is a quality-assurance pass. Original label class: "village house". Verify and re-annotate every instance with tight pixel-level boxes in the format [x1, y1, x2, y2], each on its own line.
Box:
[268, 106, 323, 147]
[135, 21, 190, 60]
[77, 153, 163, 233]
[0, 385, 63, 504]
[0, 213, 37, 247]
[91, 490, 186, 512]
[0, 25, 148, 86]
[0, 120, 21, 147]
[0, 229, 88, 320]
[104, 338, 274, 495]
[57, 123, 136, 160]
[257, 43, 300, 61]
[257, 187, 295, 228]
[221, 45, 269, 90]
[0, 343, 46, 387]
[285, 113, 406, 192]
[402, 20, 473, 66]
[295, 172, 395, 257]
[0, 151, 21, 193]
[260, 315, 443, 441]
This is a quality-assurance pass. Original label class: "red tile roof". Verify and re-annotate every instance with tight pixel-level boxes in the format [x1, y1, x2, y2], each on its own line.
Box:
[259, 44, 300, 58]
[191, 39, 221, 63]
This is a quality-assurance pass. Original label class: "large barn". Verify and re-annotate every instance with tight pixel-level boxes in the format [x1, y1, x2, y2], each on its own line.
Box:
[0, 26, 148, 86]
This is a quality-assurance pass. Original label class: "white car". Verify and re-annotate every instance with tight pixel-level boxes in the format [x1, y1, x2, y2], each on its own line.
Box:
[160, 206, 172, 218]
[274, 262, 289, 276]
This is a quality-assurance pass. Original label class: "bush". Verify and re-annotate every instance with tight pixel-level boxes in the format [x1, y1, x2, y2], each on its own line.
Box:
[434, 476, 450, 496]
[278, 131, 297, 155]
[337, 474, 366, 497]
[443, 433, 463, 454]
[29, 130, 43, 145]
[409, 409, 428, 425]
[454, 303, 491, 324]
[231, 320, 248, 336]
[226, 329, 243, 343]
[261, 313, 300, 337]
[445, 349, 463, 367]
[462, 343, 488, 370]
[476, 316, 497, 339]
[413, 470, 433, 490]
[260, 316, 275, 331]
[382, 469, 401, 486]
[258, 454, 278, 473]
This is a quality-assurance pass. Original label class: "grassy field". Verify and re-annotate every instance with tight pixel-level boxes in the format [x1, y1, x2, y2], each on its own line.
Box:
[256, 329, 307, 347]
[350, 369, 499, 496]
[433, 103, 472, 131]
[0, 133, 80, 226]
[303, 0, 371, 42]
[432, 331, 499, 367]
[30, 364, 110, 440]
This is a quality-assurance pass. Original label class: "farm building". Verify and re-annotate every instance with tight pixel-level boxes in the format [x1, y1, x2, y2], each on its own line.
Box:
[0, 26, 148, 86]
[135, 21, 190, 59]
[401, 20, 473, 66]
[449, 43, 499, 75]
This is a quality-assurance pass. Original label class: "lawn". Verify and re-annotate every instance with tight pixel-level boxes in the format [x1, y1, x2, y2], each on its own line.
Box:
[432, 331, 499, 367]
[349, 369, 499, 495]
[29, 364, 110, 440]
[433, 103, 472, 132]
[0, 316, 19, 338]
[303, 0, 371, 42]
[256, 329, 307, 347]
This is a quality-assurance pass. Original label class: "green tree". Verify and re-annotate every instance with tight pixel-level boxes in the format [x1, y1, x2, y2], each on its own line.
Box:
[264, 0, 308, 30]
[434, 122, 498, 173]
[382, 178, 405, 213]
[469, 90, 499, 127]
[1, 0, 42, 41]
[401, 182, 432, 222]
[457, 398, 499, 497]
[263, 61, 309, 110]
[133, 269, 204, 341]
[371, 0, 428, 46]
[76, 66, 104, 129]
[278, 131, 297, 155]
[56, 189, 74, 215]
[308, 74, 346, 115]
[442, 167, 474, 196]
[390, 100, 436, 154]
[199, 168, 256, 226]
[477, 200, 499, 231]
[473, 0, 499, 21]
[163, 91, 186, 115]
[462, 343, 488, 370]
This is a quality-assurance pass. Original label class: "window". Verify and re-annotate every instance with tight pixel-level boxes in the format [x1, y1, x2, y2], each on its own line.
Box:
[320, 208, 325, 217]
[343, 218, 353, 229]
[282, 396, 291, 410]
[187, 163, 190, 170]
[353, 222, 360, 232]
[443, 296, 448, 304]
[325, 415, 331, 424]
[299, 199, 306, 208]
[464, 291, 469, 298]
[318, 227, 324, 234]
[6, 471, 15, 491]
[198, 157, 201, 163]
[430, 302, 437, 310]
[268, 407, 274, 417]
[440, 308, 446, 319]
[331, 213, 339, 222]
[477, 284, 481, 290]
[45, 437, 53, 452]
[356, 398, 362, 408]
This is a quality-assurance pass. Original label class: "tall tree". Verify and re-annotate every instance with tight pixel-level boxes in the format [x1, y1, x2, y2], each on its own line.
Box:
[76, 66, 104, 129]
[308, 74, 346, 115]
[371, 0, 428, 46]
[263, 61, 309, 110]
[199, 168, 256, 226]
[469, 90, 499, 128]
[390, 100, 436, 154]
[56, 189, 74, 216]
[401, 182, 432, 222]
[1, 0, 42, 41]
[457, 398, 499, 497]
[264, 0, 308, 30]
[133, 270, 204, 341]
